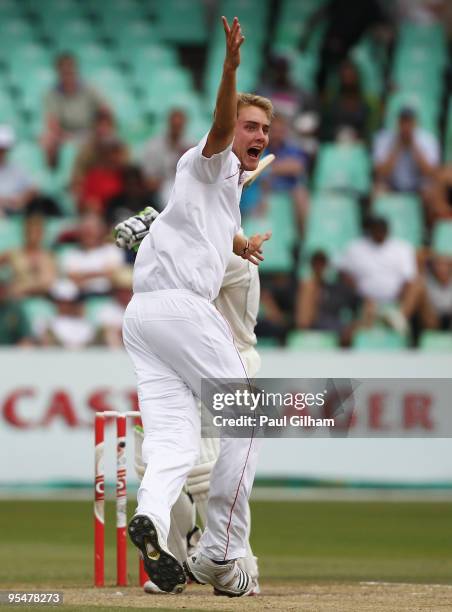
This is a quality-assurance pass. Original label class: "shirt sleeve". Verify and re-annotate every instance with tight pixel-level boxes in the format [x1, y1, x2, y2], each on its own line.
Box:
[187, 132, 234, 184]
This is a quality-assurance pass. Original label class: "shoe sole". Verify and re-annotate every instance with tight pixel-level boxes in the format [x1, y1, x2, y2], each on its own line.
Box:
[128, 515, 186, 594]
[183, 560, 250, 598]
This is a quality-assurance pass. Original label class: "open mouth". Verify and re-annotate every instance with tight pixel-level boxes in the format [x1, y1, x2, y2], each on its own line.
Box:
[247, 147, 261, 159]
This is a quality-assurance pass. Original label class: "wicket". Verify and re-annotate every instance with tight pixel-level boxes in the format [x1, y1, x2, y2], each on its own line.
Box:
[94, 410, 147, 587]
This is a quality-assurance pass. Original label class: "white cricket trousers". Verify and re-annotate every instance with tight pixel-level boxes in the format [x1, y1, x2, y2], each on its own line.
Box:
[122, 289, 261, 560]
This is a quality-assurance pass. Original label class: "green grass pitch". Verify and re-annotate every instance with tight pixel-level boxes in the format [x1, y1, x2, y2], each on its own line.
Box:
[0, 499, 451, 587]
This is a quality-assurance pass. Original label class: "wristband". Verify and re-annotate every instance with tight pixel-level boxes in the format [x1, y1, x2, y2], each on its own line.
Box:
[241, 239, 249, 257]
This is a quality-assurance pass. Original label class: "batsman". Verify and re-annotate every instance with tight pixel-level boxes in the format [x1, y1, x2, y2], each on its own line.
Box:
[121, 15, 273, 597]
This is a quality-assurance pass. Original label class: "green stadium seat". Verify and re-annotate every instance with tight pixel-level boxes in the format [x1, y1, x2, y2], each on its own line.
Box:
[105, 19, 157, 47]
[373, 194, 423, 247]
[274, 0, 327, 49]
[256, 336, 280, 349]
[43, 218, 76, 249]
[10, 142, 60, 197]
[153, 0, 207, 44]
[313, 143, 370, 195]
[419, 331, 452, 352]
[303, 193, 360, 259]
[85, 296, 114, 324]
[0, 217, 24, 253]
[0, 18, 34, 47]
[287, 330, 338, 350]
[352, 327, 408, 351]
[22, 297, 56, 335]
[121, 44, 178, 73]
[432, 221, 452, 256]
[243, 192, 297, 273]
[47, 19, 98, 48]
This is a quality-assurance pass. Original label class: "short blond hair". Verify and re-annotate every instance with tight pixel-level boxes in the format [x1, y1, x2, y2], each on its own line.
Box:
[237, 93, 273, 122]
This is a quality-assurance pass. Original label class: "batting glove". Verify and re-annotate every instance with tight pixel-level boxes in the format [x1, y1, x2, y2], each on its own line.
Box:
[114, 206, 159, 250]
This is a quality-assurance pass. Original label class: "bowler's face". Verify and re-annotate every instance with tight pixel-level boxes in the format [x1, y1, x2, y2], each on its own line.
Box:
[233, 106, 270, 171]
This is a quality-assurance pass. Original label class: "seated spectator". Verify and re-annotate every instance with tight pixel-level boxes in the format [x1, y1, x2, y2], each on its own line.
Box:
[139, 109, 192, 209]
[266, 114, 309, 231]
[0, 214, 56, 299]
[0, 275, 32, 345]
[0, 125, 35, 216]
[59, 212, 125, 297]
[373, 107, 439, 195]
[338, 217, 422, 333]
[71, 109, 127, 196]
[427, 163, 452, 223]
[295, 251, 360, 346]
[41, 53, 110, 167]
[424, 254, 452, 330]
[96, 267, 133, 347]
[258, 55, 315, 121]
[105, 165, 154, 228]
[320, 59, 379, 142]
[78, 140, 127, 215]
[255, 273, 296, 345]
[37, 279, 97, 348]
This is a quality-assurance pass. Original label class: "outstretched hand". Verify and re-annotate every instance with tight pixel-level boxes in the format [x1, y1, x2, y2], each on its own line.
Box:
[242, 231, 272, 266]
[222, 16, 245, 71]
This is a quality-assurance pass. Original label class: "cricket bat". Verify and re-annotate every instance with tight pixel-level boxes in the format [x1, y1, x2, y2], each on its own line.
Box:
[243, 153, 275, 189]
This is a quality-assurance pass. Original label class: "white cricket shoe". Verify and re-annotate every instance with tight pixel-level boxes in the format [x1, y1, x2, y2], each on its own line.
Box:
[184, 552, 252, 597]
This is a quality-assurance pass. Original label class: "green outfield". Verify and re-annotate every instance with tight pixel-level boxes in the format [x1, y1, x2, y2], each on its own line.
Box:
[1, 499, 451, 589]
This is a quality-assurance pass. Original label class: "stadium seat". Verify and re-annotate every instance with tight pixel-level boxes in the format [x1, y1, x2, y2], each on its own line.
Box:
[313, 143, 370, 195]
[274, 0, 327, 50]
[287, 330, 338, 350]
[0, 17, 35, 48]
[85, 297, 115, 325]
[153, 0, 207, 44]
[10, 142, 60, 197]
[303, 193, 360, 259]
[419, 331, 452, 352]
[0, 217, 24, 253]
[256, 336, 280, 349]
[243, 192, 297, 273]
[432, 221, 452, 256]
[22, 297, 56, 335]
[352, 328, 408, 351]
[373, 194, 423, 247]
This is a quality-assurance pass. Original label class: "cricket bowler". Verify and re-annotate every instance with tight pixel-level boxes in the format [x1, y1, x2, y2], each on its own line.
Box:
[122, 15, 272, 597]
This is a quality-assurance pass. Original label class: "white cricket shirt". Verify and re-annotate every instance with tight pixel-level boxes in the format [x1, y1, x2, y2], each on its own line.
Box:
[133, 133, 243, 300]
[338, 237, 417, 303]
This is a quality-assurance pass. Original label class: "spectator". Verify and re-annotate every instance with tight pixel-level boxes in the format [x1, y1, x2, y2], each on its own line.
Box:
[266, 114, 309, 231]
[424, 254, 452, 329]
[295, 250, 360, 346]
[338, 217, 422, 333]
[37, 279, 97, 348]
[0, 214, 56, 299]
[320, 59, 379, 142]
[0, 125, 35, 216]
[59, 212, 124, 297]
[373, 107, 440, 194]
[258, 55, 314, 120]
[427, 164, 452, 223]
[255, 274, 296, 345]
[139, 109, 192, 209]
[0, 276, 32, 345]
[41, 53, 109, 166]
[71, 109, 126, 197]
[78, 140, 127, 215]
[105, 165, 154, 227]
[96, 266, 133, 347]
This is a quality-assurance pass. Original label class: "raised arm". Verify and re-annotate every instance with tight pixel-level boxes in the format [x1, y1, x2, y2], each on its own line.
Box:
[202, 16, 244, 159]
